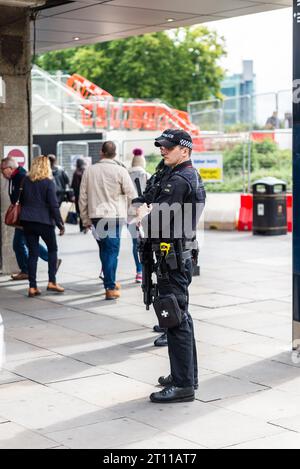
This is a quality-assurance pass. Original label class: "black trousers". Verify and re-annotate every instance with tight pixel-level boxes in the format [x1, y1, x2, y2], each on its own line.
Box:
[156, 257, 198, 388]
[23, 222, 58, 289]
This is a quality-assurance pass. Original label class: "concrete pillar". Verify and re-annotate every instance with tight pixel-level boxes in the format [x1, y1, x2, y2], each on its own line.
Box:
[0, 7, 31, 274]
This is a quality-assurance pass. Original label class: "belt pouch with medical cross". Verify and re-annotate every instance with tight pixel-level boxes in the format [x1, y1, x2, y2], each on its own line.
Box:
[153, 294, 183, 329]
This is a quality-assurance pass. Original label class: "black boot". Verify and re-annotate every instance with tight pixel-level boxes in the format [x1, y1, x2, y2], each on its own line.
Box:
[153, 325, 167, 334]
[158, 374, 199, 390]
[150, 386, 195, 404]
[154, 333, 168, 347]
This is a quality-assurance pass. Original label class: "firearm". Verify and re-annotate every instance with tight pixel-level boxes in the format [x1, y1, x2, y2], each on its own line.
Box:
[138, 239, 158, 311]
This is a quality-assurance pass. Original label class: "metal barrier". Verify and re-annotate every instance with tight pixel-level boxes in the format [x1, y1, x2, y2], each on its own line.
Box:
[32, 144, 42, 158]
[122, 135, 251, 193]
[189, 90, 292, 132]
[54, 130, 291, 195]
[56, 139, 120, 179]
[188, 99, 223, 133]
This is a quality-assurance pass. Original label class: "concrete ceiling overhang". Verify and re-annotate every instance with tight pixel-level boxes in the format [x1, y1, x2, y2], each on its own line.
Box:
[34, 0, 292, 52]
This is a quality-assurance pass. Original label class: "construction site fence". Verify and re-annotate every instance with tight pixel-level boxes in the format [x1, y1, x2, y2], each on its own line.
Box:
[188, 90, 292, 133]
[50, 130, 291, 194]
[32, 99, 197, 135]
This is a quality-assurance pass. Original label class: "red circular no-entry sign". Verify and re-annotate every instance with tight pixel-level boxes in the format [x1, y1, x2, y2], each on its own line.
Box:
[7, 148, 26, 167]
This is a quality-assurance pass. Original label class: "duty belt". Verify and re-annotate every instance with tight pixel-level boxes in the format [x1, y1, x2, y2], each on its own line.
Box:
[150, 242, 192, 274]
[151, 241, 196, 253]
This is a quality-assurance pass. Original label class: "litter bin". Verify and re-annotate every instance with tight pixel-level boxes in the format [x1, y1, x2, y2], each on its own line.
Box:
[253, 177, 287, 236]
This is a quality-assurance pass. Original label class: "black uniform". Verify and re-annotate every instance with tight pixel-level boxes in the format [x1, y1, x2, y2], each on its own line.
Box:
[144, 160, 206, 389]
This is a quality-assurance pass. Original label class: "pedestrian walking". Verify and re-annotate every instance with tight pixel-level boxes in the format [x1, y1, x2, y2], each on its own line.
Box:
[20, 156, 65, 298]
[48, 154, 70, 207]
[79, 141, 137, 300]
[0, 157, 49, 281]
[71, 158, 87, 232]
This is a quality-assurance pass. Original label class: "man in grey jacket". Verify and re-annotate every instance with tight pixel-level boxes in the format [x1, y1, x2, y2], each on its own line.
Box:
[79, 142, 137, 300]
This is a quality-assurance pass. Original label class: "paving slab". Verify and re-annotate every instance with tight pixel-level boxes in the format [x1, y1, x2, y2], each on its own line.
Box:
[3, 355, 108, 384]
[118, 399, 282, 449]
[229, 431, 300, 449]
[52, 337, 150, 366]
[0, 422, 58, 449]
[116, 433, 207, 449]
[206, 354, 300, 388]
[193, 321, 258, 347]
[208, 312, 291, 335]
[0, 370, 26, 386]
[270, 413, 300, 434]
[189, 293, 253, 309]
[0, 380, 113, 434]
[3, 338, 55, 364]
[49, 373, 155, 408]
[7, 323, 100, 350]
[228, 336, 291, 360]
[196, 372, 267, 402]
[51, 314, 145, 337]
[46, 418, 162, 450]
[213, 389, 300, 421]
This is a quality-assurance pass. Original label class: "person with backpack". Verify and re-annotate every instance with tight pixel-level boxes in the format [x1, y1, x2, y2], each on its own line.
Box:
[48, 154, 70, 207]
[128, 148, 150, 283]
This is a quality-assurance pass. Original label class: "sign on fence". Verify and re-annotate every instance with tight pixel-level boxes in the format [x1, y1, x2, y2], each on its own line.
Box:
[192, 152, 223, 183]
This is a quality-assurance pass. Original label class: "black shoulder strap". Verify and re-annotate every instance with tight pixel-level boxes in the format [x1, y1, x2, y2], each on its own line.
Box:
[16, 177, 25, 204]
[174, 168, 199, 194]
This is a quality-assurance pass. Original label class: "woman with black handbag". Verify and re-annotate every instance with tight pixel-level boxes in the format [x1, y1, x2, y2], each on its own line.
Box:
[20, 156, 65, 298]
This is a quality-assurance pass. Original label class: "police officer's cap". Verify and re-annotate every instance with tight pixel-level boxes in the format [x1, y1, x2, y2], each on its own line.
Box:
[155, 129, 193, 150]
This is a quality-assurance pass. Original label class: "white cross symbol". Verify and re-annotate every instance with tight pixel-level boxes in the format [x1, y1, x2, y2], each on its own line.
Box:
[162, 311, 169, 318]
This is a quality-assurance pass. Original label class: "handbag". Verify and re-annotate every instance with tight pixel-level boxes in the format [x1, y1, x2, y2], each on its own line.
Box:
[5, 181, 24, 227]
[66, 204, 78, 225]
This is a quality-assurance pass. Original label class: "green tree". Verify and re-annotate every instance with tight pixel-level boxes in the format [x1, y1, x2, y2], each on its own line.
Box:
[36, 27, 226, 110]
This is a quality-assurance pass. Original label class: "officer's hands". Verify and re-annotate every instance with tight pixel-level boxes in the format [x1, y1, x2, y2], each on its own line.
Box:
[137, 203, 152, 222]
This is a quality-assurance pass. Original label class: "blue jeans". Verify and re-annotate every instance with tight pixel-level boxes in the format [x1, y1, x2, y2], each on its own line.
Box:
[13, 228, 49, 274]
[128, 223, 142, 274]
[93, 219, 121, 291]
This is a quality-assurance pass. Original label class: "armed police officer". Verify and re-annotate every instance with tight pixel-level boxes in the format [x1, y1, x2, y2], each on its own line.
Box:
[134, 158, 172, 347]
[139, 129, 206, 404]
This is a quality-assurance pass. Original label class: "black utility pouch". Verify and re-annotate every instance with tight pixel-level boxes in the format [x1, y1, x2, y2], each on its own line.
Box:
[153, 294, 183, 329]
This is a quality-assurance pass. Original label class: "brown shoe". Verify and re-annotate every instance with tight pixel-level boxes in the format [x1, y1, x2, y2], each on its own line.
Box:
[47, 283, 65, 293]
[106, 289, 121, 301]
[11, 272, 29, 281]
[28, 288, 41, 298]
[115, 283, 121, 291]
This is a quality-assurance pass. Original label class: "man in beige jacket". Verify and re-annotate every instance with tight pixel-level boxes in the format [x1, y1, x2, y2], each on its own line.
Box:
[79, 142, 137, 300]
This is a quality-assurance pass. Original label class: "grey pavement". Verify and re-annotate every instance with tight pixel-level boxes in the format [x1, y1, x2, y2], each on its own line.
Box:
[0, 226, 298, 449]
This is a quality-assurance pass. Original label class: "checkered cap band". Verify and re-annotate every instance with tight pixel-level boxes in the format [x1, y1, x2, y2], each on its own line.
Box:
[180, 139, 193, 149]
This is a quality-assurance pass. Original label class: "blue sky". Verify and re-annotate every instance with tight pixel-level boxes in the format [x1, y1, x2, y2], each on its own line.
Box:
[204, 8, 292, 94]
